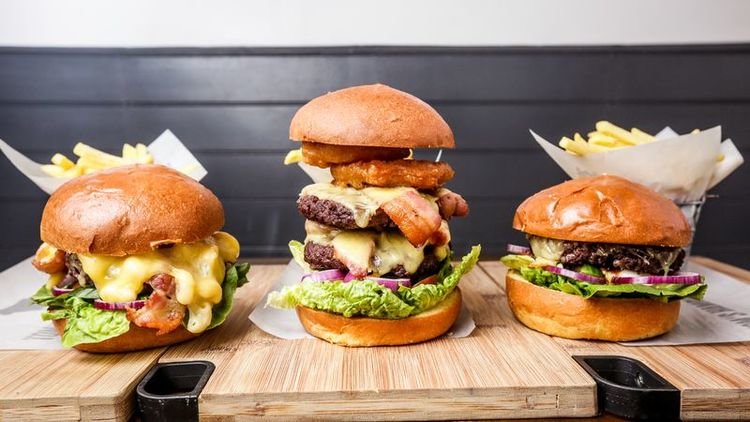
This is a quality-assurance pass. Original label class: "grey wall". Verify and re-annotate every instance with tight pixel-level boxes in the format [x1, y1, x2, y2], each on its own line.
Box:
[0, 46, 748, 270]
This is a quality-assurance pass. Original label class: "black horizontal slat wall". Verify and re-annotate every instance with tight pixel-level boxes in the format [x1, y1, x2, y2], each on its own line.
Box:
[0, 46, 748, 270]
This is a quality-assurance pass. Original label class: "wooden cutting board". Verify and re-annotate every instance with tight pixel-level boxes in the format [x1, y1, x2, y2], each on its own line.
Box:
[0, 348, 163, 421]
[160, 258, 750, 420]
[160, 264, 598, 420]
[3, 258, 746, 421]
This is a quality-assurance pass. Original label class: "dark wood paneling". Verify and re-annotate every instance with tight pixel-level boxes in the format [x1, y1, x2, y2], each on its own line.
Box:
[4, 104, 750, 153]
[3, 48, 750, 103]
[0, 46, 748, 270]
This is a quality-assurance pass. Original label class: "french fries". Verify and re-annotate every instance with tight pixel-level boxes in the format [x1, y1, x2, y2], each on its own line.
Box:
[559, 121, 686, 156]
[41, 142, 154, 178]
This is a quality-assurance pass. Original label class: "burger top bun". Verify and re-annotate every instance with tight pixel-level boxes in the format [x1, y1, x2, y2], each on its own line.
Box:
[513, 175, 691, 247]
[289, 84, 455, 149]
[41, 164, 224, 255]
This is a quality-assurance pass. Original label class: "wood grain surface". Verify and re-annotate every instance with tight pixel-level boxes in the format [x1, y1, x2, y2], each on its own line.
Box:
[0, 257, 746, 420]
[0, 348, 163, 421]
[160, 265, 598, 420]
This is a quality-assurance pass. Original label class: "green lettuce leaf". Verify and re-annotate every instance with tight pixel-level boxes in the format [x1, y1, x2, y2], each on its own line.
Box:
[31, 285, 99, 307]
[288, 240, 310, 272]
[501, 254, 707, 302]
[207, 262, 251, 329]
[42, 297, 130, 348]
[267, 245, 481, 319]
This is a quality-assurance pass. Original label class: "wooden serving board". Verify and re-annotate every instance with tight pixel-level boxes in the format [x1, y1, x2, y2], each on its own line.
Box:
[0, 348, 163, 421]
[2, 258, 747, 421]
[482, 258, 750, 421]
[160, 264, 598, 420]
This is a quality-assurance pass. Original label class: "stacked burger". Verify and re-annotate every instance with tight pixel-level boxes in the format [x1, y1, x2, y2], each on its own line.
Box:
[269, 84, 480, 346]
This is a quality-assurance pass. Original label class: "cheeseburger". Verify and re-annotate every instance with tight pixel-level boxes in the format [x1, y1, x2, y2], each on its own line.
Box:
[269, 84, 480, 346]
[31, 164, 249, 353]
[502, 175, 707, 341]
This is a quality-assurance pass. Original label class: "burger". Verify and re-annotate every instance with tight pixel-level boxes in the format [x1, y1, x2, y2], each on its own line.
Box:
[30, 164, 250, 353]
[268, 84, 481, 346]
[501, 175, 707, 341]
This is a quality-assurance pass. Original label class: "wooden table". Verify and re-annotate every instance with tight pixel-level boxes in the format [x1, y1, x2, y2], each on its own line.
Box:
[0, 257, 748, 421]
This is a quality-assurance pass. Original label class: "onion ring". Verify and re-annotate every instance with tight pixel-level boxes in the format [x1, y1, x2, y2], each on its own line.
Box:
[331, 159, 454, 189]
[301, 142, 409, 168]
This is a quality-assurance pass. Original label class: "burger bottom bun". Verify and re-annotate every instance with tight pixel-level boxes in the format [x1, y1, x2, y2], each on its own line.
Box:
[52, 319, 197, 353]
[296, 289, 462, 347]
[505, 271, 680, 341]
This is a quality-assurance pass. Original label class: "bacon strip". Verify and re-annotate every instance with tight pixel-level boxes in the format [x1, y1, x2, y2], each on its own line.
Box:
[127, 274, 186, 336]
[381, 191, 442, 247]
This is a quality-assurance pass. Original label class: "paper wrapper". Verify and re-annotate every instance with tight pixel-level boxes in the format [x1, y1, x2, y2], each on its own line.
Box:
[531, 126, 744, 202]
[0, 257, 66, 349]
[249, 259, 476, 340]
[249, 157, 476, 340]
[0, 129, 207, 194]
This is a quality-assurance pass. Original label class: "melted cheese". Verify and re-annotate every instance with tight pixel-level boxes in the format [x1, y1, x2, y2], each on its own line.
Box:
[78, 231, 240, 334]
[301, 183, 435, 228]
[46, 272, 65, 290]
[306, 223, 428, 276]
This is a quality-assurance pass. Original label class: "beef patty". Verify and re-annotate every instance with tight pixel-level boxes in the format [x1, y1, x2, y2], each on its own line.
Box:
[298, 195, 396, 231]
[560, 241, 686, 274]
[298, 191, 469, 231]
[303, 241, 442, 280]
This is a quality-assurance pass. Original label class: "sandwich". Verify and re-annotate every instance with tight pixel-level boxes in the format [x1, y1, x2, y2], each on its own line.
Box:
[30, 164, 250, 352]
[501, 175, 707, 341]
[269, 84, 480, 346]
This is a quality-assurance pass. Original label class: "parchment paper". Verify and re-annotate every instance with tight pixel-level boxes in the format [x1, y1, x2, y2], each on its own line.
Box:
[0, 129, 206, 194]
[249, 259, 476, 340]
[621, 260, 750, 346]
[0, 257, 64, 349]
[531, 126, 744, 202]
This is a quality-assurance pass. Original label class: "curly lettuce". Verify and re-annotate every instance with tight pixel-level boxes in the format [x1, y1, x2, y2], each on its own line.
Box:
[268, 244, 481, 319]
[501, 254, 707, 303]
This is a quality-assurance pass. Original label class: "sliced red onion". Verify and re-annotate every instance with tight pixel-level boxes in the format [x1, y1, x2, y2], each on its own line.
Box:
[366, 277, 412, 292]
[611, 272, 702, 285]
[301, 269, 346, 283]
[303, 270, 412, 292]
[543, 266, 605, 284]
[52, 286, 74, 296]
[94, 299, 146, 311]
[507, 244, 532, 255]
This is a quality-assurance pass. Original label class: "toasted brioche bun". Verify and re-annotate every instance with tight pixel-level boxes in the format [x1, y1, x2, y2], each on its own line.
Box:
[505, 271, 680, 341]
[296, 289, 462, 346]
[52, 319, 197, 353]
[289, 84, 454, 149]
[41, 164, 224, 255]
[513, 175, 691, 247]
